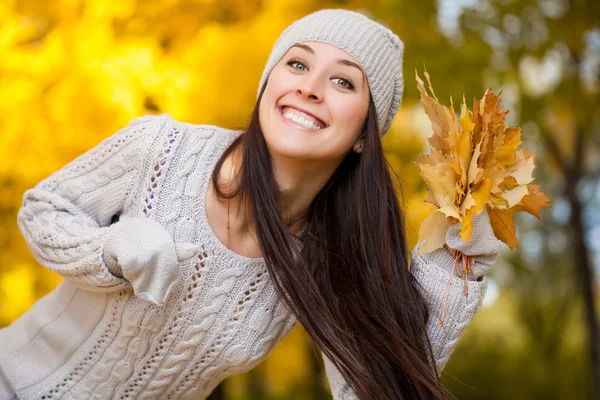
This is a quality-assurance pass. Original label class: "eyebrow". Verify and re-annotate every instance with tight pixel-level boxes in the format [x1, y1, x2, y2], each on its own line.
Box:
[290, 43, 366, 82]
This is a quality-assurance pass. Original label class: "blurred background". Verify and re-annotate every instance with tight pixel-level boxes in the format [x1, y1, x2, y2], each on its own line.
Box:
[0, 0, 598, 399]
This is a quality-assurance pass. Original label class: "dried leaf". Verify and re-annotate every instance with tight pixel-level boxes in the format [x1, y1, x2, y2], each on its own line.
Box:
[511, 151, 536, 185]
[487, 206, 519, 250]
[467, 142, 483, 186]
[503, 185, 530, 208]
[415, 210, 452, 256]
[419, 163, 459, 211]
[459, 179, 493, 243]
[511, 184, 553, 218]
[495, 127, 522, 168]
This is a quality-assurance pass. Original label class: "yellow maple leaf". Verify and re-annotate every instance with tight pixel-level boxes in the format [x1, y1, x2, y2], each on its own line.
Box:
[495, 127, 522, 168]
[416, 209, 453, 256]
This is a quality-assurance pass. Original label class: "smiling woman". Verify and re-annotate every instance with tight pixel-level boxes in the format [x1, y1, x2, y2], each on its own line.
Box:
[0, 8, 500, 400]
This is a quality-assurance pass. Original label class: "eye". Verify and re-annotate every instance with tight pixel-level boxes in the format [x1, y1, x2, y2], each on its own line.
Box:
[286, 58, 307, 71]
[332, 77, 355, 90]
[285, 58, 355, 90]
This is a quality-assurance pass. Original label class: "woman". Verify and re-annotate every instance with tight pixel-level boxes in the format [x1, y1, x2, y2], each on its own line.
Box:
[0, 9, 501, 400]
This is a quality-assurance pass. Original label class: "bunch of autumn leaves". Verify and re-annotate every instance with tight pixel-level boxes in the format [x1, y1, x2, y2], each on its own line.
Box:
[413, 69, 552, 307]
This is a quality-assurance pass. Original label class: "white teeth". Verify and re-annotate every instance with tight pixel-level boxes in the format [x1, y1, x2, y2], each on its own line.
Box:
[282, 112, 322, 130]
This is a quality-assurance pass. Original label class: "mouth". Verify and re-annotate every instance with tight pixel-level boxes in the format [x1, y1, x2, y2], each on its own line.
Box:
[277, 105, 328, 131]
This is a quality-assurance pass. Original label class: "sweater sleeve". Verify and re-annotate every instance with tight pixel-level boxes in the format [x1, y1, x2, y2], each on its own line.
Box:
[411, 208, 500, 374]
[16, 114, 169, 292]
[408, 246, 490, 375]
[322, 211, 500, 399]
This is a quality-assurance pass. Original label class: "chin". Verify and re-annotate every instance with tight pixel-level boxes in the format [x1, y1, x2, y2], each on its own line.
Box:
[264, 135, 319, 160]
[258, 116, 310, 157]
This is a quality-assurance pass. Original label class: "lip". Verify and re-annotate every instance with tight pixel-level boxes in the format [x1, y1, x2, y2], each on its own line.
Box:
[278, 105, 328, 129]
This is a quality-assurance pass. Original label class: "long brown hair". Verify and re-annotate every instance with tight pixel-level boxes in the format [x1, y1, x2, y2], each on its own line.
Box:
[211, 81, 450, 399]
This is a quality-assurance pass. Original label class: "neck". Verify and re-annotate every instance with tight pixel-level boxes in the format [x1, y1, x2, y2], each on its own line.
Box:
[270, 150, 343, 231]
[225, 145, 344, 237]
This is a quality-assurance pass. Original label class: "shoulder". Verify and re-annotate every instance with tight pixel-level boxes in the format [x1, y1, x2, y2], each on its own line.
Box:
[122, 112, 239, 135]
[166, 114, 244, 140]
[120, 113, 243, 155]
[160, 114, 245, 154]
[130, 114, 244, 173]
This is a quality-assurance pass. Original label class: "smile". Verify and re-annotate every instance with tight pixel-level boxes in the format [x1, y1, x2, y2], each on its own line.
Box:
[278, 106, 327, 131]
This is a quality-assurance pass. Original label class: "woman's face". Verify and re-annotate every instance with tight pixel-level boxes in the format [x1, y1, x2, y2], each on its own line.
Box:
[259, 41, 370, 162]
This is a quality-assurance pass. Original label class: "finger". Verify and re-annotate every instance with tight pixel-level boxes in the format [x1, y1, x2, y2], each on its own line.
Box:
[137, 291, 164, 306]
[174, 242, 202, 262]
[106, 254, 124, 277]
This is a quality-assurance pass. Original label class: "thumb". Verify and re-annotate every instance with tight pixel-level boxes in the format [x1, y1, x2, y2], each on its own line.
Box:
[446, 208, 500, 257]
[174, 242, 201, 262]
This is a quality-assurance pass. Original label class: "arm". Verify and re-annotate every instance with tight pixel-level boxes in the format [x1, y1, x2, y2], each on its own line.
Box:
[411, 208, 499, 374]
[322, 209, 501, 398]
[16, 114, 169, 292]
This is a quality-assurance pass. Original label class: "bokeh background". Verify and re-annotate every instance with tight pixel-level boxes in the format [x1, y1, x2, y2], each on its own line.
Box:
[1, 0, 599, 399]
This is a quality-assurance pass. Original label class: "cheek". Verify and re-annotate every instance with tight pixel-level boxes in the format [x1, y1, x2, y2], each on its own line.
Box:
[331, 99, 367, 134]
[263, 68, 290, 99]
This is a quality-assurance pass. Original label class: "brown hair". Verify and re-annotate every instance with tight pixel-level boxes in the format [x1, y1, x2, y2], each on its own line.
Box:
[211, 81, 450, 399]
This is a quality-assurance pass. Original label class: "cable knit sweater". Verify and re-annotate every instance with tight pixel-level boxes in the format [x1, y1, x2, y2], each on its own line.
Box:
[0, 113, 500, 400]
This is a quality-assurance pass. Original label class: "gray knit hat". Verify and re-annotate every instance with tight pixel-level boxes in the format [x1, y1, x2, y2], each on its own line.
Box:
[257, 9, 405, 138]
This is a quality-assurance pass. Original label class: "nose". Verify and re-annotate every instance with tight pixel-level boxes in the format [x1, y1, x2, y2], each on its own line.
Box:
[296, 75, 323, 101]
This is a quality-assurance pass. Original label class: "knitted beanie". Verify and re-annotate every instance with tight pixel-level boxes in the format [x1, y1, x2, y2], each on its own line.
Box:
[257, 9, 405, 138]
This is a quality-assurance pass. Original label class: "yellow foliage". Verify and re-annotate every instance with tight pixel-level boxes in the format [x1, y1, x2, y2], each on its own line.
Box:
[0, 264, 36, 323]
[264, 325, 311, 393]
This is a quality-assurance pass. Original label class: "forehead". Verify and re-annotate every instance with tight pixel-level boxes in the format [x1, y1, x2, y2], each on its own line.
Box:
[288, 41, 361, 63]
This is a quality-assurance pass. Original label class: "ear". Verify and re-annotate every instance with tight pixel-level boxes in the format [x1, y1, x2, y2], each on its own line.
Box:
[352, 138, 365, 153]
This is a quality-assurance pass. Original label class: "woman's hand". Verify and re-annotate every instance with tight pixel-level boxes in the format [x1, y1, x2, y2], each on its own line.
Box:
[419, 208, 501, 282]
[444, 207, 500, 280]
[103, 216, 201, 306]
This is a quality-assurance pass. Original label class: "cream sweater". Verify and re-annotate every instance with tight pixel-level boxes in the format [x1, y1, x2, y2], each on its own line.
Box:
[0, 114, 499, 399]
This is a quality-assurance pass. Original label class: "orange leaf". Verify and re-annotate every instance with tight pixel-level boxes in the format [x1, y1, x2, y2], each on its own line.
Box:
[511, 184, 554, 218]
[487, 206, 520, 250]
